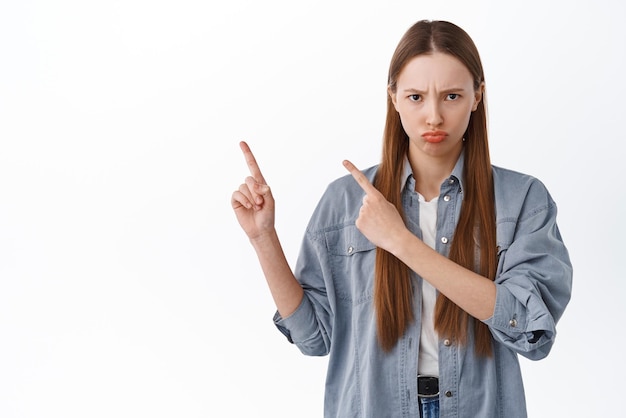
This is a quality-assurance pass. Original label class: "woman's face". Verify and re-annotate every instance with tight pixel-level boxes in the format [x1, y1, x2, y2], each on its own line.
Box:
[390, 52, 483, 162]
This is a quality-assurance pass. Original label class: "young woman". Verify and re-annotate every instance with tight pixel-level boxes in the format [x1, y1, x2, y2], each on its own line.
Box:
[231, 20, 573, 418]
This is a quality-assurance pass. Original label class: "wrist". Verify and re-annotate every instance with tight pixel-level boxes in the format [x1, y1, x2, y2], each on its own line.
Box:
[387, 228, 419, 259]
[249, 228, 279, 249]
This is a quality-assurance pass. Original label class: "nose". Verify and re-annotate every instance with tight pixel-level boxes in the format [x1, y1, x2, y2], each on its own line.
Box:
[426, 100, 443, 128]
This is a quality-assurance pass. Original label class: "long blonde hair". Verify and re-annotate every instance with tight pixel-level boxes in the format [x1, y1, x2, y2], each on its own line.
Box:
[373, 20, 497, 356]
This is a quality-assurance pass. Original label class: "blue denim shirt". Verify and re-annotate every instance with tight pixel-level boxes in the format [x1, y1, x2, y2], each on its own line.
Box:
[274, 154, 573, 418]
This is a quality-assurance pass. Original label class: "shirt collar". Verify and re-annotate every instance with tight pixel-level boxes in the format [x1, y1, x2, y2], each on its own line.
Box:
[400, 150, 466, 193]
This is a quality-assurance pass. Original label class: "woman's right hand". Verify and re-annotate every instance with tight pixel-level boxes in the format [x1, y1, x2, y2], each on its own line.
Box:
[231, 141, 304, 318]
[231, 141, 276, 241]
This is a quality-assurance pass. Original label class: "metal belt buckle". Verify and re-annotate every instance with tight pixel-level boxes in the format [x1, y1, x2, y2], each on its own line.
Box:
[417, 375, 439, 398]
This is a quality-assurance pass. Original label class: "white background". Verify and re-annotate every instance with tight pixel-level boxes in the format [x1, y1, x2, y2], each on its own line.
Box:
[0, 0, 624, 417]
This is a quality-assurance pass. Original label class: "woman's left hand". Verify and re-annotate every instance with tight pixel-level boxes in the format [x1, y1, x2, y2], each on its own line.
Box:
[343, 160, 410, 254]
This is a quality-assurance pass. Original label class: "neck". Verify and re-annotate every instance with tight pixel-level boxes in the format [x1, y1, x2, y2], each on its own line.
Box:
[408, 146, 461, 201]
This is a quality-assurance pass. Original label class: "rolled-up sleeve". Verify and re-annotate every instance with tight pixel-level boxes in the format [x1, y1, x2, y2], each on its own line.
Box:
[274, 294, 330, 354]
[484, 184, 573, 360]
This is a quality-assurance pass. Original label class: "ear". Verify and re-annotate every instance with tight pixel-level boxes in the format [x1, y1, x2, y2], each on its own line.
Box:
[388, 86, 399, 112]
[472, 82, 485, 112]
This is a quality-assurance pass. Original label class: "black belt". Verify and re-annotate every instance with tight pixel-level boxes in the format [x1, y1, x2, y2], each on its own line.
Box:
[417, 375, 439, 398]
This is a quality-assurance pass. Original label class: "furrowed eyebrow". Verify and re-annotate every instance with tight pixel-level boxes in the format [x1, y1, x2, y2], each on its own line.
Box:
[402, 87, 467, 94]
[403, 88, 425, 94]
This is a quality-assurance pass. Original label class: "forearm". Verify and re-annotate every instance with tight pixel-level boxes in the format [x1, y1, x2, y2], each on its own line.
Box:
[250, 229, 304, 318]
[391, 230, 496, 320]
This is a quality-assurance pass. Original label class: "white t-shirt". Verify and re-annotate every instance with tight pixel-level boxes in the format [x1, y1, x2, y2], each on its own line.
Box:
[417, 192, 439, 377]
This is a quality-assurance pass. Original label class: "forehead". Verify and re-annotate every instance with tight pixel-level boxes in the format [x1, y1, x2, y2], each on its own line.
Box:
[396, 52, 474, 89]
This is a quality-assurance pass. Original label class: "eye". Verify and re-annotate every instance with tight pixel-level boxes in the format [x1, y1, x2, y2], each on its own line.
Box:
[446, 93, 460, 100]
[408, 94, 421, 102]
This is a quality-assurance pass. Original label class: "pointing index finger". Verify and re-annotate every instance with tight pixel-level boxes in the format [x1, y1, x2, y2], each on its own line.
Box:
[343, 159, 377, 195]
[239, 141, 267, 184]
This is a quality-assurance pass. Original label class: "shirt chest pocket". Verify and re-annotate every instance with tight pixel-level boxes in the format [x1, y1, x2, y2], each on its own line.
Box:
[325, 225, 377, 305]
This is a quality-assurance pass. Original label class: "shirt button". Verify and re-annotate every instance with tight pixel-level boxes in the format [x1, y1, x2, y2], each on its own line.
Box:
[445, 391, 453, 397]
[443, 339, 451, 346]
[347, 246, 354, 254]
[509, 318, 518, 327]
[443, 195, 451, 202]
[441, 237, 448, 244]
[448, 179, 455, 184]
